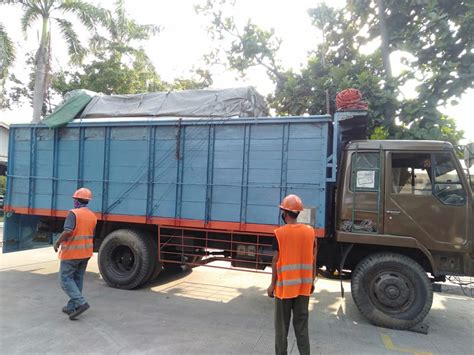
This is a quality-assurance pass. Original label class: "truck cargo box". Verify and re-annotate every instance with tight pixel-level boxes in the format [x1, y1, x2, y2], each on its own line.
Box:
[4, 115, 336, 251]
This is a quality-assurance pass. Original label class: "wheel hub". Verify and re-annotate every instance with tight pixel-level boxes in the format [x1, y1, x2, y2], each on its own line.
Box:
[372, 273, 411, 309]
[111, 246, 135, 272]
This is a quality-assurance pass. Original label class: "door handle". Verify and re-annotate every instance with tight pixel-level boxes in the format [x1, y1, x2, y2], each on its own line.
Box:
[386, 210, 401, 215]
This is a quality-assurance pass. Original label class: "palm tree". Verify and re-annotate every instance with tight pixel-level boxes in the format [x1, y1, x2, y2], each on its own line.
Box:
[2, 0, 106, 122]
[0, 22, 15, 80]
[0, 22, 16, 108]
[90, 0, 160, 61]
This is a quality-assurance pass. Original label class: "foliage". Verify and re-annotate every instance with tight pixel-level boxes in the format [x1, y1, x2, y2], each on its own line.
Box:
[348, 0, 471, 142]
[0, 22, 15, 80]
[1, 0, 108, 121]
[269, 53, 394, 135]
[168, 69, 213, 90]
[51, 0, 211, 97]
[198, 0, 467, 144]
[351, 0, 473, 106]
[195, 0, 284, 83]
[52, 50, 165, 96]
[0, 22, 16, 108]
[88, 0, 160, 61]
[0, 175, 6, 196]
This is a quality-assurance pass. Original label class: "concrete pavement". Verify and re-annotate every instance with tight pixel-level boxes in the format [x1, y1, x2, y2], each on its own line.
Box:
[0, 245, 473, 354]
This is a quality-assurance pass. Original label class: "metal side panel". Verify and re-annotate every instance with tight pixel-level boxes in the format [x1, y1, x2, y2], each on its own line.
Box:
[180, 125, 209, 220]
[33, 128, 54, 210]
[82, 127, 106, 212]
[105, 126, 149, 216]
[212, 124, 245, 223]
[5, 117, 332, 234]
[152, 126, 178, 218]
[56, 128, 79, 211]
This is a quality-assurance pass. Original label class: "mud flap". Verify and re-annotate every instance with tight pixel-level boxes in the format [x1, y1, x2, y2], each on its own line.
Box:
[339, 244, 354, 298]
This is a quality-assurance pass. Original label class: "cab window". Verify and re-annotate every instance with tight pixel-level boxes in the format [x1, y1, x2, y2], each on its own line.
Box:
[433, 153, 466, 205]
[390, 152, 466, 205]
[351, 152, 380, 191]
[391, 153, 432, 195]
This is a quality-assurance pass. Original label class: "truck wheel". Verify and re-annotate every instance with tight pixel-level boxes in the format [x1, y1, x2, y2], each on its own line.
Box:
[98, 229, 156, 290]
[351, 253, 433, 330]
[143, 235, 163, 284]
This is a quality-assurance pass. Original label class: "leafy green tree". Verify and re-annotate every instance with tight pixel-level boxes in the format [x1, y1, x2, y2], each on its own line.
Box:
[195, 0, 284, 83]
[0, 22, 15, 81]
[198, 0, 466, 144]
[53, 0, 211, 97]
[1, 0, 107, 122]
[272, 4, 396, 136]
[197, 1, 394, 134]
[0, 22, 16, 108]
[0, 175, 6, 195]
[88, 0, 160, 62]
[53, 50, 165, 96]
[52, 0, 163, 96]
[169, 69, 213, 90]
[347, 0, 470, 142]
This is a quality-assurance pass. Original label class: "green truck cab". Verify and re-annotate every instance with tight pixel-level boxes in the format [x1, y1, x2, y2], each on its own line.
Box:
[331, 140, 473, 329]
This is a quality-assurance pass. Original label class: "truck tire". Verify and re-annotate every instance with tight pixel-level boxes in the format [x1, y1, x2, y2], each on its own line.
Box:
[351, 253, 433, 330]
[98, 229, 156, 290]
[143, 235, 163, 284]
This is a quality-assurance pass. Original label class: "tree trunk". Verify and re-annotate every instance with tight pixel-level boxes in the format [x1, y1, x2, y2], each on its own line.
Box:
[32, 17, 50, 123]
[376, 0, 392, 78]
[376, 0, 396, 130]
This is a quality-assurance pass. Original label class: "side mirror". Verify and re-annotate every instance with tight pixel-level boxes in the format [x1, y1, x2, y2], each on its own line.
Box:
[464, 143, 474, 168]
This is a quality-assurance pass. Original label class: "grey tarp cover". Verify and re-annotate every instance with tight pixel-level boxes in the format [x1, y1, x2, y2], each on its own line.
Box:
[42, 87, 268, 128]
[80, 87, 268, 119]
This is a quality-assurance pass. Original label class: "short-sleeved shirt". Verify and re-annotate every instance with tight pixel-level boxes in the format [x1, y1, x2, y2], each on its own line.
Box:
[63, 211, 76, 232]
[272, 238, 279, 251]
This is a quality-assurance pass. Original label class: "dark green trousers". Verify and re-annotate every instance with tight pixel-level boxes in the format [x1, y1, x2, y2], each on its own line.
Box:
[274, 295, 310, 355]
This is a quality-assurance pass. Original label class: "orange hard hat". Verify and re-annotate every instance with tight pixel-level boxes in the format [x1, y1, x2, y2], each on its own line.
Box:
[279, 194, 303, 212]
[72, 188, 93, 201]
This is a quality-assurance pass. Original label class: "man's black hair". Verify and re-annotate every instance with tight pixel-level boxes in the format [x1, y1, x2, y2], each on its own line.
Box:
[286, 210, 299, 219]
[76, 198, 89, 205]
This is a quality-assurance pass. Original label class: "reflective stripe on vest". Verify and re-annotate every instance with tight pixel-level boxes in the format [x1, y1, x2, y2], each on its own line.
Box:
[276, 278, 314, 287]
[274, 224, 315, 299]
[61, 243, 94, 251]
[278, 263, 313, 273]
[59, 207, 97, 260]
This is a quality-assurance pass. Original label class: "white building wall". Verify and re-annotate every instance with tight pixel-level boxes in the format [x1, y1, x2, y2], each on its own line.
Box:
[0, 124, 9, 165]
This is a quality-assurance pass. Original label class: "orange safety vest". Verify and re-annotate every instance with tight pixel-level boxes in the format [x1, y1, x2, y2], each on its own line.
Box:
[59, 207, 97, 260]
[274, 224, 316, 299]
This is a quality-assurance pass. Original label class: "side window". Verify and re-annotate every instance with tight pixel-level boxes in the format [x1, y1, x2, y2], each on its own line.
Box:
[391, 153, 433, 195]
[351, 153, 380, 191]
[433, 153, 466, 205]
[391, 152, 466, 206]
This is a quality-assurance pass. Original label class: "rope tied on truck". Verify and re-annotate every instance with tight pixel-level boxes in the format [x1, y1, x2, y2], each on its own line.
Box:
[336, 88, 368, 111]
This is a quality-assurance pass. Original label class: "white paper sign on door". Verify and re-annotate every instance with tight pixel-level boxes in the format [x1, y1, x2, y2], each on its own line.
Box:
[356, 170, 375, 189]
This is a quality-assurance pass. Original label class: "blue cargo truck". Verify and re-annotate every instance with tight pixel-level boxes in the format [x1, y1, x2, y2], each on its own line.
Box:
[3, 88, 472, 330]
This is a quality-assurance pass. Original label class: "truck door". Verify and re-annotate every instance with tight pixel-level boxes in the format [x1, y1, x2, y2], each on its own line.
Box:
[384, 151, 470, 251]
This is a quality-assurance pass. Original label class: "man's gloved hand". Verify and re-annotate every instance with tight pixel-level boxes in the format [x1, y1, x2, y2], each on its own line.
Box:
[53, 242, 60, 253]
[311, 283, 315, 294]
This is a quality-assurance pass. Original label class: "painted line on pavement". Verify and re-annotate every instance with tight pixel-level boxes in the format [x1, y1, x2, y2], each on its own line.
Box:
[380, 333, 432, 355]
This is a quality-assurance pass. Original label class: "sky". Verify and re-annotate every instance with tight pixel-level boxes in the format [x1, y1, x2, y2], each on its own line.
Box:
[0, 0, 472, 142]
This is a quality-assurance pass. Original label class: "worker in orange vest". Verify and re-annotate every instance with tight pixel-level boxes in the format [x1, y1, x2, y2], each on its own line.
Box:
[54, 188, 97, 320]
[267, 194, 317, 355]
